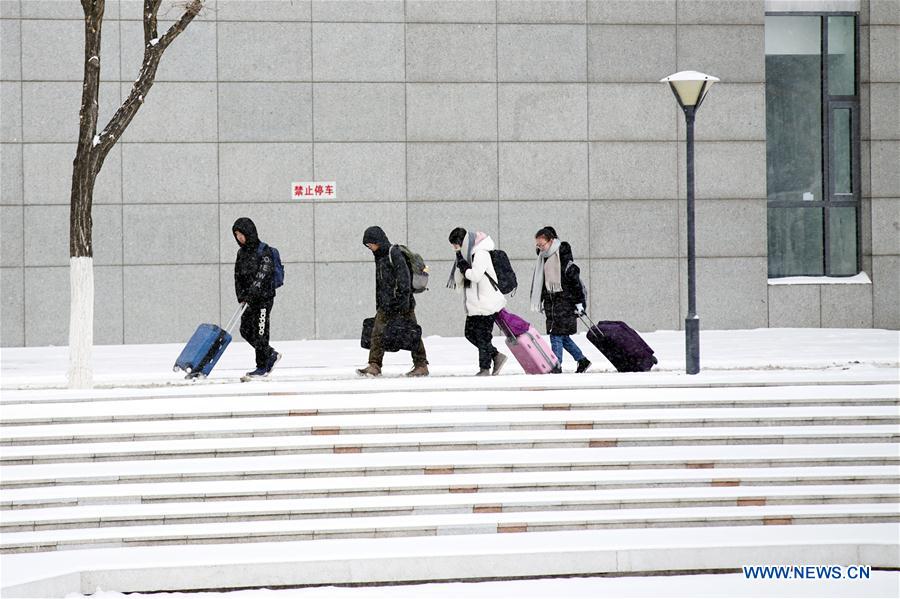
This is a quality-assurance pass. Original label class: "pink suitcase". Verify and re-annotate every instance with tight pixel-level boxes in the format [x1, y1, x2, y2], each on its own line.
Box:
[505, 324, 559, 375]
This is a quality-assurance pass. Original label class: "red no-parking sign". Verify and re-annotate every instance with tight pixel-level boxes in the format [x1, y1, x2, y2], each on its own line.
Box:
[292, 182, 336, 199]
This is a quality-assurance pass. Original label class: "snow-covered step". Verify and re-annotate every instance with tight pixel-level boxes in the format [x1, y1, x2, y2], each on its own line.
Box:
[2, 425, 897, 465]
[2, 444, 897, 489]
[3, 405, 897, 446]
[3, 503, 898, 553]
[4, 365, 894, 405]
[3, 485, 897, 533]
[5, 465, 896, 510]
[2, 384, 896, 425]
[2, 523, 896, 597]
[0, 334, 895, 596]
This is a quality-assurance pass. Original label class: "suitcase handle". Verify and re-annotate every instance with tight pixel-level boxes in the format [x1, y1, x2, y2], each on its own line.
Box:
[224, 303, 248, 334]
[578, 313, 604, 337]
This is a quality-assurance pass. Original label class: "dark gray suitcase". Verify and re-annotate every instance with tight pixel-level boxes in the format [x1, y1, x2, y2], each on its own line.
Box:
[581, 315, 657, 373]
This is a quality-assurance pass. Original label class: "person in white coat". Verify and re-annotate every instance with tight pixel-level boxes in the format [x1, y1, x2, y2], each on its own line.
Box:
[447, 227, 508, 376]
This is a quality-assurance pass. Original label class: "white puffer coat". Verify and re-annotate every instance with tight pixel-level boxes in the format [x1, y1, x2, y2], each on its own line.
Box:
[454, 235, 507, 316]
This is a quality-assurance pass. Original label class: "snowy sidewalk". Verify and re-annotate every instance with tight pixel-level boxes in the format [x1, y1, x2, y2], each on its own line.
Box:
[1, 328, 898, 390]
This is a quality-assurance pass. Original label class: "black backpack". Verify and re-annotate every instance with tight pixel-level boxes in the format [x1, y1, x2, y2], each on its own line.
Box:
[486, 249, 517, 295]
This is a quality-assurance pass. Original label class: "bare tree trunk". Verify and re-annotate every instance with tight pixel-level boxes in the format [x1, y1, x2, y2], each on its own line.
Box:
[68, 0, 204, 388]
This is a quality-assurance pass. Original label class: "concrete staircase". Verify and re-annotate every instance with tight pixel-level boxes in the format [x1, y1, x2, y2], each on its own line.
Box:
[1, 378, 898, 596]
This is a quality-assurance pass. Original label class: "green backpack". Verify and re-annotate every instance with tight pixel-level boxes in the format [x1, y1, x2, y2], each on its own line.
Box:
[389, 245, 429, 293]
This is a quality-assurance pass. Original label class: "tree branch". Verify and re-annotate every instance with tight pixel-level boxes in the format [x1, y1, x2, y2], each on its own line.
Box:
[158, 0, 203, 50]
[143, 0, 162, 47]
[96, 0, 203, 163]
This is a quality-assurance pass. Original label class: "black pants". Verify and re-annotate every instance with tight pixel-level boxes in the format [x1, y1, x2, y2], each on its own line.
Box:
[240, 300, 274, 368]
[465, 314, 499, 370]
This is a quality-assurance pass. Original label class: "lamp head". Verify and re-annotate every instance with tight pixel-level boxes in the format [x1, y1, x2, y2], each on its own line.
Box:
[661, 70, 720, 111]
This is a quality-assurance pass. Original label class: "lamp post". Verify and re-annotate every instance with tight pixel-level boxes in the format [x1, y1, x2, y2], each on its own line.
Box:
[661, 71, 719, 375]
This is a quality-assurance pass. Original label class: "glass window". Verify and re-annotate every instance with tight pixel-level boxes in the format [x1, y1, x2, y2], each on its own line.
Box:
[765, 14, 860, 277]
[765, 16, 822, 204]
[828, 207, 858, 276]
[828, 16, 856, 96]
[832, 108, 852, 195]
[768, 207, 825, 277]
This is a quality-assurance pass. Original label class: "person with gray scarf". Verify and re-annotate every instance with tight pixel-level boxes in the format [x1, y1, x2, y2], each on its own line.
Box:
[530, 227, 591, 373]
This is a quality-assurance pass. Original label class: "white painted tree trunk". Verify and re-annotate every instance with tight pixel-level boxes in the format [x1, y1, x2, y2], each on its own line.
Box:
[68, 256, 94, 389]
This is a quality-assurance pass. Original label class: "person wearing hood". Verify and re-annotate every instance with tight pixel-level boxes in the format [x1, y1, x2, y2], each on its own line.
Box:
[530, 226, 591, 373]
[233, 217, 281, 379]
[447, 228, 509, 376]
[357, 226, 429, 377]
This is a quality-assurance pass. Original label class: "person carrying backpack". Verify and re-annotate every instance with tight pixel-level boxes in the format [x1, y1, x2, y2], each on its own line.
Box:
[232, 217, 282, 380]
[447, 228, 508, 376]
[530, 226, 591, 373]
[357, 226, 429, 377]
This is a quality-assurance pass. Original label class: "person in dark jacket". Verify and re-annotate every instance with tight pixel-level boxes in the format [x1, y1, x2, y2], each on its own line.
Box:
[233, 217, 281, 380]
[530, 227, 591, 373]
[357, 226, 429, 377]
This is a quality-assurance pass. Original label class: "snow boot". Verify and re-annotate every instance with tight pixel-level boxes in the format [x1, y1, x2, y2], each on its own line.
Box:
[491, 353, 507, 376]
[475, 368, 491, 376]
[405, 364, 429, 377]
[356, 363, 382, 377]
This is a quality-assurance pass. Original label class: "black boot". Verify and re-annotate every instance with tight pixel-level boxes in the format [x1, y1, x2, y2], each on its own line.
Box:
[576, 358, 591, 373]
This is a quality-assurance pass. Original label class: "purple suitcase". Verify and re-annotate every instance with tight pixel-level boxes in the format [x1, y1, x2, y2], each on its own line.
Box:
[581, 316, 657, 373]
[495, 310, 560, 375]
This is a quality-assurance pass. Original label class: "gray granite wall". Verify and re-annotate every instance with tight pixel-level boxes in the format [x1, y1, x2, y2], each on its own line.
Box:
[0, 1, 896, 346]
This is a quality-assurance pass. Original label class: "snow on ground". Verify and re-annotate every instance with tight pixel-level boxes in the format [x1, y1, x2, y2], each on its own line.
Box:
[4, 328, 898, 598]
[1, 328, 898, 391]
[64, 571, 900, 599]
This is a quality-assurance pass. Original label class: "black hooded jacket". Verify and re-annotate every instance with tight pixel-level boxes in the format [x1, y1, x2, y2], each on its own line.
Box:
[363, 226, 413, 314]
[233, 217, 276, 304]
[541, 241, 585, 336]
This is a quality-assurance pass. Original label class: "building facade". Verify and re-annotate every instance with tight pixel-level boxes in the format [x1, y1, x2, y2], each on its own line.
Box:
[1, 0, 898, 347]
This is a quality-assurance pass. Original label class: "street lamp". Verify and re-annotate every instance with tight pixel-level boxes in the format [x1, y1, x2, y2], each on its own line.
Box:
[661, 70, 719, 375]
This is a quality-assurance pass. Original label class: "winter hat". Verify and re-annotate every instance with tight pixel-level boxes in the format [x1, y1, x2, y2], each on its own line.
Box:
[448, 227, 466, 246]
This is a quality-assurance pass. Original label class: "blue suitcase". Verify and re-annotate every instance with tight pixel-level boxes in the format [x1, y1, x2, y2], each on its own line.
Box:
[174, 304, 246, 379]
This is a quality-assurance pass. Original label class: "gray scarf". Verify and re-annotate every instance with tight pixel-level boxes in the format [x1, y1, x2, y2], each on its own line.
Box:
[530, 239, 562, 312]
[446, 233, 476, 290]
